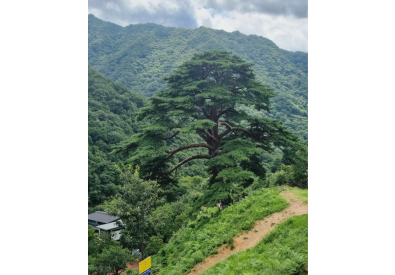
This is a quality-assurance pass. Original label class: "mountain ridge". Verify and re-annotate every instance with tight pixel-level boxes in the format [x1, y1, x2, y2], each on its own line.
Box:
[88, 14, 308, 140]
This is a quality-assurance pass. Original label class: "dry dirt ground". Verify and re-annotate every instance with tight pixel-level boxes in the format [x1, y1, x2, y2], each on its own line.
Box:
[187, 192, 308, 275]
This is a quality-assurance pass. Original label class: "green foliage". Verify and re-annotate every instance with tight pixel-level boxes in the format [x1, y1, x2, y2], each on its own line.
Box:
[88, 14, 307, 140]
[89, 226, 132, 275]
[151, 188, 289, 274]
[88, 15, 309, 275]
[149, 176, 208, 243]
[151, 200, 191, 242]
[88, 264, 96, 275]
[145, 235, 165, 256]
[114, 51, 300, 199]
[283, 187, 308, 204]
[202, 214, 308, 275]
[95, 245, 133, 275]
[88, 225, 101, 256]
[88, 65, 146, 206]
[105, 166, 162, 259]
[123, 268, 138, 275]
[248, 142, 307, 190]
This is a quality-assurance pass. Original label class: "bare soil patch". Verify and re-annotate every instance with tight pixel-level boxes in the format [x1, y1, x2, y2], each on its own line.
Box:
[187, 192, 308, 275]
[126, 261, 139, 269]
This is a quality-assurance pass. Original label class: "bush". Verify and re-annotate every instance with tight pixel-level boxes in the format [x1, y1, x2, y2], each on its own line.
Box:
[145, 235, 165, 256]
[123, 268, 138, 275]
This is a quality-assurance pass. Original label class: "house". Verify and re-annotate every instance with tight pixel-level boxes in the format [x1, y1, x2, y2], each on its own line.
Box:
[96, 220, 124, 241]
[88, 211, 123, 240]
[88, 211, 119, 231]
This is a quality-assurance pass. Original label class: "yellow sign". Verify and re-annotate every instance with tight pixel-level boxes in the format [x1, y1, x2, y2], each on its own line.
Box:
[139, 256, 151, 274]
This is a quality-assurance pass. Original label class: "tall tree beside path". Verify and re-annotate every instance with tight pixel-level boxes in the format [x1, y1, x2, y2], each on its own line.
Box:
[115, 51, 300, 190]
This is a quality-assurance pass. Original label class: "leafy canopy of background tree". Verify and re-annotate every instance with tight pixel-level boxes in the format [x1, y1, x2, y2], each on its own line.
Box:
[89, 225, 132, 275]
[88, 14, 307, 140]
[105, 166, 161, 259]
[115, 51, 300, 198]
[95, 245, 132, 275]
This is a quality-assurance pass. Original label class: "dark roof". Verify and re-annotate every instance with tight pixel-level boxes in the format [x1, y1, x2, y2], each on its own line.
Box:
[88, 211, 119, 224]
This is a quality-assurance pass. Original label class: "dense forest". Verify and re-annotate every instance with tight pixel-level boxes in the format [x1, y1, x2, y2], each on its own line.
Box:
[88, 66, 145, 207]
[88, 14, 307, 140]
[88, 16, 308, 275]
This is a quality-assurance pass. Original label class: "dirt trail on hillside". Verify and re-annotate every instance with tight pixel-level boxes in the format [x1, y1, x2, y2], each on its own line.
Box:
[187, 192, 308, 275]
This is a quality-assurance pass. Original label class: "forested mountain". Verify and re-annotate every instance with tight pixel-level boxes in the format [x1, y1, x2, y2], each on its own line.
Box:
[88, 15, 308, 274]
[88, 14, 308, 140]
[88, 66, 145, 207]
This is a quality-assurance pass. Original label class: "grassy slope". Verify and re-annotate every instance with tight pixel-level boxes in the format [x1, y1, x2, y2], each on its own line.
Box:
[202, 214, 308, 275]
[287, 187, 308, 204]
[152, 188, 289, 275]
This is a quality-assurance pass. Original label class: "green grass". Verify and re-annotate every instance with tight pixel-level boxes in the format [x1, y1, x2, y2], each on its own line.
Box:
[286, 187, 308, 204]
[202, 214, 308, 275]
[152, 188, 289, 275]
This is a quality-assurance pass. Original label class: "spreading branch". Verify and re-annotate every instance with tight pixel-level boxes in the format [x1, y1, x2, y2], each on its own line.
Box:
[163, 131, 180, 140]
[204, 130, 219, 143]
[165, 155, 212, 175]
[218, 121, 260, 139]
[166, 143, 215, 158]
[197, 133, 208, 142]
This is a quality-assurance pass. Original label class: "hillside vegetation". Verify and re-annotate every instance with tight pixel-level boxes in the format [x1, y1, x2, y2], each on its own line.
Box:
[87, 18, 308, 274]
[202, 214, 308, 275]
[151, 188, 289, 275]
[88, 14, 307, 140]
[88, 66, 145, 207]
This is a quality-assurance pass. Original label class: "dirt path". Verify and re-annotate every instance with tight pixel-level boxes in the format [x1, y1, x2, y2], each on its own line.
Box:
[187, 192, 308, 275]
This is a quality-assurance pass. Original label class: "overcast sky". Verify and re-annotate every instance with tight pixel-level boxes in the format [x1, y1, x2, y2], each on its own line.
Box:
[88, 0, 307, 52]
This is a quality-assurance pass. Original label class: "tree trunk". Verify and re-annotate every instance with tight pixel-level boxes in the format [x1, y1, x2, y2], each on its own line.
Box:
[140, 209, 145, 259]
[211, 166, 219, 179]
[209, 113, 220, 180]
[140, 241, 144, 259]
[228, 194, 233, 205]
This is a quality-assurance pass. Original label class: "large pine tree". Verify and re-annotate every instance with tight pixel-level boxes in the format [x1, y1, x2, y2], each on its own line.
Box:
[115, 51, 299, 192]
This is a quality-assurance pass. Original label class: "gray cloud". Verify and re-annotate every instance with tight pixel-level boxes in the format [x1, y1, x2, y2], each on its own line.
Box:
[203, 0, 308, 18]
[88, 0, 307, 52]
[88, 0, 198, 28]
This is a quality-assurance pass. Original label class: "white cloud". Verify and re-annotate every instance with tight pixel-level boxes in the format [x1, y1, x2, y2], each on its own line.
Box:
[193, 5, 307, 52]
[105, 2, 121, 13]
[88, 0, 198, 28]
[200, 0, 308, 18]
[88, 0, 308, 52]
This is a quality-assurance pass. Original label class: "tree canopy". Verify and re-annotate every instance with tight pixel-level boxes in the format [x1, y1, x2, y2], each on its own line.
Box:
[115, 51, 300, 198]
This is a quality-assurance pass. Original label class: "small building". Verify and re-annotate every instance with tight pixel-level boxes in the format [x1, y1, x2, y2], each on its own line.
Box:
[96, 220, 124, 241]
[88, 211, 119, 231]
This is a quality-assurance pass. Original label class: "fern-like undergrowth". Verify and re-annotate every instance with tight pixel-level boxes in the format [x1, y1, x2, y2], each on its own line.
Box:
[202, 214, 308, 275]
[152, 187, 289, 275]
